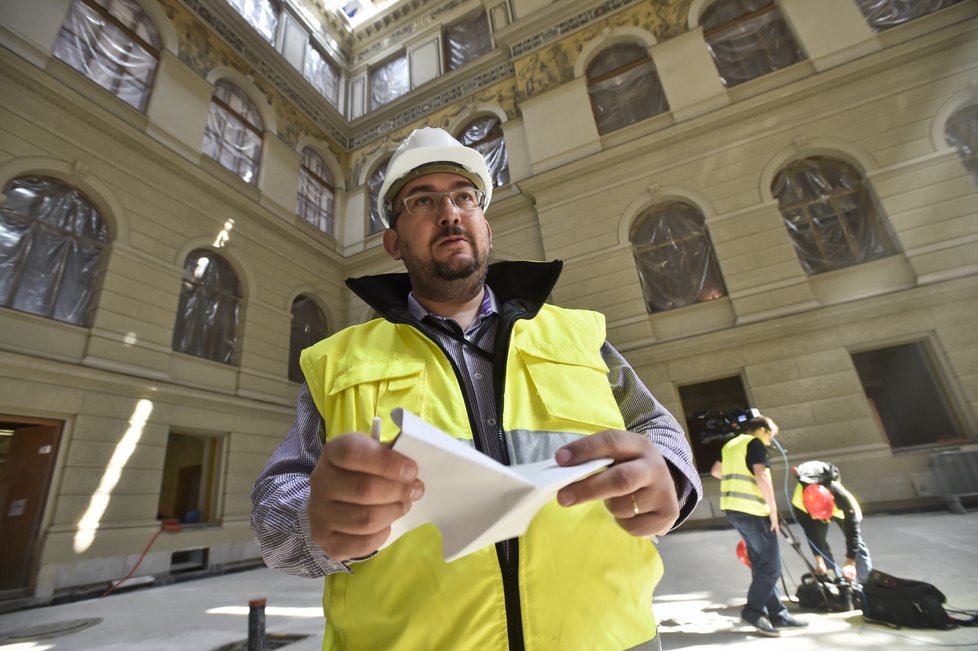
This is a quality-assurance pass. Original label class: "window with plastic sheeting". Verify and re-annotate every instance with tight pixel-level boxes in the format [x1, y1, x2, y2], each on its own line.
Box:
[370, 54, 409, 110]
[303, 43, 339, 108]
[700, 0, 805, 88]
[586, 43, 669, 135]
[297, 148, 335, 235]
[944, 101, 978, 187]
[0, 176, 108, 326]
[854, 0, 964, 31]
[203, 81, 263, 184]
[458, 116, 510, 188]
[772, 157, 899, 276]
[171, 250, 241, 365]
[630, 201, 727, 314]
[367, 157, 391, 235]
[52, 0, 161, 112]
[227, 0, 278, 43]
[288, 295, 328, 383]
[445, 11, 492, 72]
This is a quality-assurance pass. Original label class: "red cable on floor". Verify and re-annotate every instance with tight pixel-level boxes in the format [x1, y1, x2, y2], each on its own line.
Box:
[102, 519, 183, 598]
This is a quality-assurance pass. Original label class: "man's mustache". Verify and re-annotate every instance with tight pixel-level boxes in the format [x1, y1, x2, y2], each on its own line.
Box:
[430, 225, 474, 246]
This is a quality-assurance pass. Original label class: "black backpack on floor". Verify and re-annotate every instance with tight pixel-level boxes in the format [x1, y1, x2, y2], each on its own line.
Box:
[861, 569, 958, 629]
[796, 573, 857, 612]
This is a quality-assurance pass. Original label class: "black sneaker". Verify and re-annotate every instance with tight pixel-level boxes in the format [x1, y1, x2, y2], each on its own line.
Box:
[772, 613, 809, 629]
[743, 615, 781, 637]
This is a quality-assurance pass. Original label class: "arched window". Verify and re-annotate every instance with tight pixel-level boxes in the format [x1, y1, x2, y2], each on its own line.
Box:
[172, 250, 241, 365]
[0, 176, 108, 326]
[445, 10, 492, 72]
[772, 157, 898, 275]
[52, 0, 161, 112]
[367, 156, 391, 236]
[944, 100, 978, 187]
[227, 0, 278, 43]
[370, 54, 409, 110]
[203, 80, 264, 184]
[629, 201, 727, 313]
[586, 42, 669, 135]
[297, 148, 335, 235]
[288, 294, 327, 383]
[855, 0, 964, 31]
[700, 0, 804, 88]
[458, 116, 510, 188]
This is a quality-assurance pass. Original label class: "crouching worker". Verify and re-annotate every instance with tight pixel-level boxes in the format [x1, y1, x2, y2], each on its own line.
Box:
[792, 460, 872, 585]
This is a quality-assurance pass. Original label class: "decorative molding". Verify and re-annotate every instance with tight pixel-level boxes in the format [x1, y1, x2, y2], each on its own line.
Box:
[510, 0, 646, 57]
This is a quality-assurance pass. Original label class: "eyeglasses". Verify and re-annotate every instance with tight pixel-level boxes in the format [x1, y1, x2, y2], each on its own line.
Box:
[400, 188, 486, 218]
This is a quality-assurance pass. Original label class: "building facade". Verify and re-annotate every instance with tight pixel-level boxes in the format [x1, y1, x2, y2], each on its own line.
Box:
[0, 0, 975, 606]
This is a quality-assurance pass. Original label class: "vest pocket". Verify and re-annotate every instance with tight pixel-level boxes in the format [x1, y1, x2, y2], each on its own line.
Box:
[328, 358, 426, 438]
[514, 344, 623, 431]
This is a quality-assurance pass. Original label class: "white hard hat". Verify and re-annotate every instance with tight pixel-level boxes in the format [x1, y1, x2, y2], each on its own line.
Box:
[378, 127, 493, 227]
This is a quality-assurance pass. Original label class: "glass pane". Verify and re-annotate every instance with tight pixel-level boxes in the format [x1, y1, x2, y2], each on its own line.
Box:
[445, 11, 492, 71]
[854, 0, 963, 31]
[945, 101, 978, 186]
[172, 250, 241, 364]
[288, 295, 328, 382]
[367, 158, 389, 235]
[458, 117, 510, 187]
[228, 0, 278, 42]
[370, 55, 409, 109]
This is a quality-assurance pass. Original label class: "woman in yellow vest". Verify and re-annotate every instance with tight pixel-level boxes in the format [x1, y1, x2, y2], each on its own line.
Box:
[251, 128, 703, 650]
[711, 416, 808, 637]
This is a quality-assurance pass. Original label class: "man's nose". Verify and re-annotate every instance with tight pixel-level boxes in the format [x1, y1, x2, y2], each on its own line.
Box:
[437, 193, 462, 224]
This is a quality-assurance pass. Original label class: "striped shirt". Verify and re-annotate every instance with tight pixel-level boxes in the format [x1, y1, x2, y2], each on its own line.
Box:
[251, 286, 702, 577]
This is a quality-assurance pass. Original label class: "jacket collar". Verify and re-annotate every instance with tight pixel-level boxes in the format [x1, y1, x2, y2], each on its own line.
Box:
[345, 260, 563, 323]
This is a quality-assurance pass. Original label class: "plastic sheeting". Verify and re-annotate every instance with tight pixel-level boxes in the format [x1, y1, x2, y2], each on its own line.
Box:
[0, 177, 108, 326]
[370, 55, 409, 110]
[587, 43, 669, 135]
[630, 201, 727, 314]
[772, 157, 898, 275]
[171, 250, 241, 365]
[367, 158, 390, 235]
[288, 295, 328, 383]
[458, 117, 510, 188]
[203, 81, 263, 184]
[855, 0, 963, 31]
[701, 0, 804, 88]
[445, 11, 493, 72]
[303, 44, 340, 108]
[228, 0, 278, 43]
[297, 148, 335, 235]
[944, 101, 978, 186]
[51, 0, 160, 112]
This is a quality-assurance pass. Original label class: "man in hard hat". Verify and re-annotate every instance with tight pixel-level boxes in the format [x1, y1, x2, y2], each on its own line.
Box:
[251, 127, 702, 650]
[791, 460, 872, 585]
[711, 416, 808, 637]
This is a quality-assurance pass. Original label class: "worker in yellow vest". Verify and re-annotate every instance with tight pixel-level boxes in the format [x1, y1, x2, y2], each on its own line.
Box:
[711, 416, 807, 637]
[252, 127, 703, 650]
[791, 460, 872, 585]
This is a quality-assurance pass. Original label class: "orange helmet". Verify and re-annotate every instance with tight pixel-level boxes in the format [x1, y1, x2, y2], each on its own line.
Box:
[803, 483, 836, 520]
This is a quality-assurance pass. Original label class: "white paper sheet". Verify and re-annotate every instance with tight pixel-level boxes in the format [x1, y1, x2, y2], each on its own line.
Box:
[383, 408, 612, 562]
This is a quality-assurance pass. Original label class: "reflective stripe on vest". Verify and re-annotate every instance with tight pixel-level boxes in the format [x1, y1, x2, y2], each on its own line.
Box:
[300, 304, 663, 651]
[719, 434, 770, 516]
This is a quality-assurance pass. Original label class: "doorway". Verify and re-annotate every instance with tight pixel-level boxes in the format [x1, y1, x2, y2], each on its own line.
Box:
[678, 376, 751, 474]
[0, 417, 63, 596]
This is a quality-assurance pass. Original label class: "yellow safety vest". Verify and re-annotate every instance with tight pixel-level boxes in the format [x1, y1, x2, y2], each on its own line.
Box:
[301, 304, 663, 651]
[719, 434, 770, 516]
[791, 481, 856, 521]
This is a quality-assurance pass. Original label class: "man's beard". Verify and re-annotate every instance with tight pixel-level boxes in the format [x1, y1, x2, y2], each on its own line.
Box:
[401, 225, 491, 302]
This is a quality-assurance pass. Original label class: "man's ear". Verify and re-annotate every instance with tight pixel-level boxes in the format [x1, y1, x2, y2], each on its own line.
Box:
[382, 228, 402, 260]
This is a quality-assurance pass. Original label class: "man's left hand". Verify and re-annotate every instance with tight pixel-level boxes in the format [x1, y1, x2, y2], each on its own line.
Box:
[554, 430, 680, 537]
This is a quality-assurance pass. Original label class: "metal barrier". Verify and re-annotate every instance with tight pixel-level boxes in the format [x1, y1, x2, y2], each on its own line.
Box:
[929, 449, 978, 515]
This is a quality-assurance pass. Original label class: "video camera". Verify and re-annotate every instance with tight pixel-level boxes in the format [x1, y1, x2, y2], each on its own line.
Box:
[691, 407, 760, 445]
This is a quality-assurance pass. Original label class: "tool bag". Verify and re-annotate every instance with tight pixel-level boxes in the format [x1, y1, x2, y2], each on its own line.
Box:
[862, 569, 957, 629]
[796, 573, 856, 612]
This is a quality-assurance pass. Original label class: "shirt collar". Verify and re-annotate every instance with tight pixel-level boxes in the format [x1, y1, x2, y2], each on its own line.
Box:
[407, 285, 498, 326]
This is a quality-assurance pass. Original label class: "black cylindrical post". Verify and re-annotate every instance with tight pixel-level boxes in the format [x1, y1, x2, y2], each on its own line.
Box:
[247, 598, 267, 651]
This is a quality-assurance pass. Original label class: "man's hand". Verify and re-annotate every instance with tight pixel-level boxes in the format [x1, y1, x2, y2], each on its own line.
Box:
[554, 430, 680, 537]
[308, 432, 424, 561]
[842, 559, 857, 583]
